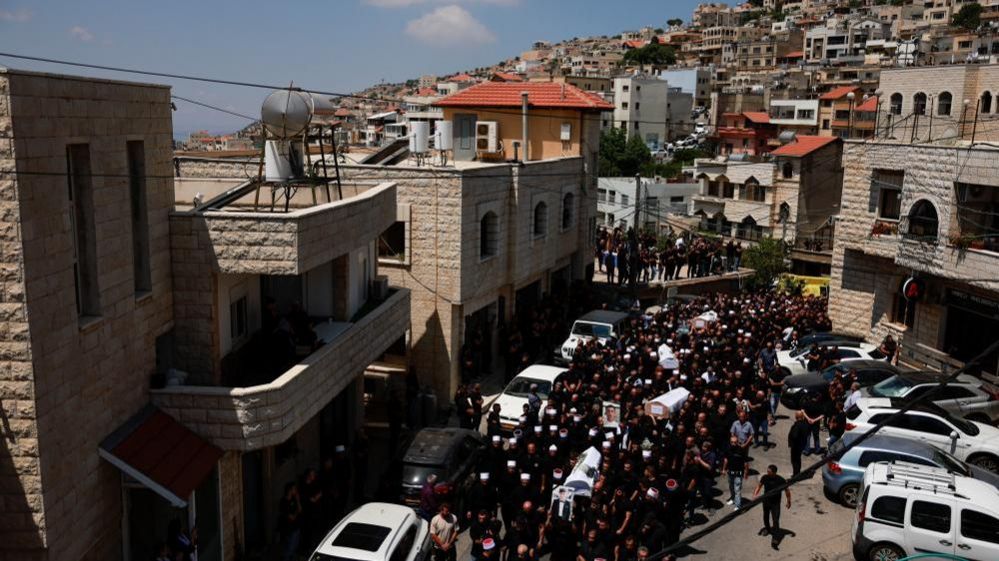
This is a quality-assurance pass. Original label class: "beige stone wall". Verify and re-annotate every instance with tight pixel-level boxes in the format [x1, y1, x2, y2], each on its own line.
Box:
[151, 288, 410, 451]
[218, 451, 243, 561]
[829, 140, 999, 362]
[2, 70, 175, 561]
[0, 72, 47, 561]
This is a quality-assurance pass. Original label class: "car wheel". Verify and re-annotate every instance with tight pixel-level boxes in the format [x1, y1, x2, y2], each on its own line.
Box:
[867, 542, 905, 561]
[969, 453, 999, 473]
[838, 483, 860, 508]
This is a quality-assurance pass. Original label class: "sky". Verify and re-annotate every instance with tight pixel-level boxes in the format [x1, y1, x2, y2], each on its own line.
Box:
[0, 0, 700, 138]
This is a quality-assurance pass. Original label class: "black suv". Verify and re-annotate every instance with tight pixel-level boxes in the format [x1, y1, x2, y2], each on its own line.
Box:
[399, 428, 484, 512]
[780, 360, 899, 410]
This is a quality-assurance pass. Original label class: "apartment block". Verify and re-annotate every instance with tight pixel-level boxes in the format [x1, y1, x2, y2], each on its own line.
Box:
[1, 68, 409, 561]
[607, 76, 694, 148]
[829, 140, 999, 379]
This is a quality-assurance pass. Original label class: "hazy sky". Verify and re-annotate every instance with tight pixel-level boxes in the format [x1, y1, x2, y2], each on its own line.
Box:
[0, 0, 700, 137]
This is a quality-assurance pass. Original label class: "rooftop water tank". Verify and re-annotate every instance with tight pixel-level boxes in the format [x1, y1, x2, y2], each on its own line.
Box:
[261, 90, 315, 139]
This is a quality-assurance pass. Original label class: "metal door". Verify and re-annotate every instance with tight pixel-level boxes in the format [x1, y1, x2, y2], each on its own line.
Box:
[454, 113, 477, 161]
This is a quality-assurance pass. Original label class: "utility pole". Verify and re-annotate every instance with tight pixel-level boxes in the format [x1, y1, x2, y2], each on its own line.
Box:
[633, 173, 642, 230]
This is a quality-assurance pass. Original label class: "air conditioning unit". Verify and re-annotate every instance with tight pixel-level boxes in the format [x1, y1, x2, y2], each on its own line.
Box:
[371, 275, 389, 301]
[476, 121, 500, 153]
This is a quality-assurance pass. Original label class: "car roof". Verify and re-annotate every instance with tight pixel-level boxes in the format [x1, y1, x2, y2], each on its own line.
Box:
[840, 432, 938, 456]
[402, 428, 481, 465]
[514, 364, 568, 382]
[826, 360, 896, 372]
[866, 463, 999, 505]
[577, 310, 631, 324]
[896, 371, 954, 384]
[853, 396, 954, 417]
[316, 502, 418, 559]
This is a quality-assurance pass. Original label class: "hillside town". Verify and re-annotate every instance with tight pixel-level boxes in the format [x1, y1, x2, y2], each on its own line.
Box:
[2, 1, 999, 561]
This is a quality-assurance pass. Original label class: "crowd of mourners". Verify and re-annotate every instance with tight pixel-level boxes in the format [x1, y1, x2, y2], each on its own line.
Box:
[596, 228, 744, 286]
[422, 289, 840, 561]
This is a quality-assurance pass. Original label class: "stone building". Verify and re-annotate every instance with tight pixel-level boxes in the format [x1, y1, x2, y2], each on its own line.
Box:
[877, 64, 999, 144]
[828, 140, 999, 378]
[1, 68, 409, 561]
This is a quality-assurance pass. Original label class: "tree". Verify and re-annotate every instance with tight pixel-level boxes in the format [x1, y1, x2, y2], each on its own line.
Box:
[598, 128, 652, 177]
[741, 237, 787, 288]
[622, 43, 677, 72]
[953, 3, 983, 30]
[667, 18, 684, 28]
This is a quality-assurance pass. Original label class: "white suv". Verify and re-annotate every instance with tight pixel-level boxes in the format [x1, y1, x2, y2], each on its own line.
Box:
[852, 461, 999, 561]
[557, 310, 630, 364]
[846, 397, 999, 472]
[864, 372, 999, 424]
[311, 502, 430, 561]
[777, 342, 886, 376]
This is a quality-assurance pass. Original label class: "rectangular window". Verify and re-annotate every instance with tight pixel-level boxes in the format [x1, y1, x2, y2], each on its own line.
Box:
[621, 194, 629, 206]
[875, 170, 904, 220]
[961, 510, 999, 544]
[635, 102, 640, 111]
[230, 296, 247, 342]
[955, 183, 999, 252]
[378, 221, 406, 262]
[127, 141, 152, 294]
[621, 102, 629, 109]
[870, 496, 906, 525]
[67, 144, 101, 319]
[911, 501, 951, 534]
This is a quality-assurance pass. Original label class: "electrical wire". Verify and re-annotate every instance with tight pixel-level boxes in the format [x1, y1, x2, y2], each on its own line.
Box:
[651, 336, 999, 559]
[170, 95, 258, 122]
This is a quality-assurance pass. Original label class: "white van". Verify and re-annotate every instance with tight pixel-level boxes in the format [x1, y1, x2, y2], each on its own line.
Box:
[556, 310, 630, 364]
[852, 461, 999, 561]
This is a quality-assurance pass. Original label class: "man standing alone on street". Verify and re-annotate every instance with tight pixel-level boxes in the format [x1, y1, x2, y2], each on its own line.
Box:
[753, 465, 791, 549]
[787, 410, 810, 476]
[430, 503, 459, 561]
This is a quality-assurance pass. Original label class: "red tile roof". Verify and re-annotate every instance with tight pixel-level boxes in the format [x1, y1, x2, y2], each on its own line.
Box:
[416, 87, 438, 96]
[743, 112, 771, 124]
[623, 40, 647, 49]
[491, 72, 524, 82]
[100, 406, 223, 507]
[449, 73, 476, 82]
[771, 135, 839, 157]
[435, 82, 614, 111]
[819, 86, 861, 101]
[855, 96, 879, 112]
[334, 108, 351, 117]
[784, 51, 804, 58]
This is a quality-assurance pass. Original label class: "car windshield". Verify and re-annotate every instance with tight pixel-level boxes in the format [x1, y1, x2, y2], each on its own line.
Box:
[402, 464, 445, 487]
[870, 376, 913, 397]
[572, 322, 612, 339]
[930, 447, 971, 476]
[505, 377, 553, 399]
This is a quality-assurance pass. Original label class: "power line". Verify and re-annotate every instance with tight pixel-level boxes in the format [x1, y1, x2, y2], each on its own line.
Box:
[170, 95, 258, 122]
[652, 336, 999, 559]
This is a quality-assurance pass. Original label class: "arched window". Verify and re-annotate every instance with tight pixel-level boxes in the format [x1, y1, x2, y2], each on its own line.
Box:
[480, 211, 498, 258]
[738, 216, 762, 241]
[889, 93, 903, 115]
[937, 92, 952, 116]
[913, 92, 927, 116]
[533, 201, 548, 238]
[981, 91, 993, 114]
[907, 199, 938, 241]
[561, 193, 575, 230]
[743, 178, 765, 202]
[782, 162, 794, 179]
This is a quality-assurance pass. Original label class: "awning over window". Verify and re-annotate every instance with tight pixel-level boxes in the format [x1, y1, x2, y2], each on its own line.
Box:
[99, 405, 223, 507]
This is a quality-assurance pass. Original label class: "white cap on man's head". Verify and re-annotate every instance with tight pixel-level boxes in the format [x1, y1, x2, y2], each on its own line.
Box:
[480, 472, 490, 481]
[335, 445, 346, 453]
[507, 460, 517, 468]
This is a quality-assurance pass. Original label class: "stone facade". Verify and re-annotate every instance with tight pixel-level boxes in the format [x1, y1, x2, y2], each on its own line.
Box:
[150, 287, 410, 450]
[0, 70, 175, 561]
[829, 140, 999, 373]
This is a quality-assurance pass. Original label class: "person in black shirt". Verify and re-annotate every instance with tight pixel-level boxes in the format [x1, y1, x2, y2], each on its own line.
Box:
[578, 529, 612, 561]
[787, 411, 809, 476]
[721, 436, 749, 509]
[753, 464, 791, 548]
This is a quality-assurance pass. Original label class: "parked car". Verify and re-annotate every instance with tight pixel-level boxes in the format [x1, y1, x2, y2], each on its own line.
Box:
[792, 331, 865, 351]
[311, 502, 430, 561]
[493, 365, 567, 430]
[845, 397, 999, 472]
[852, 461, 999, 561]
[863, 371, 999, 424]
[399, 428, 484, 512]
[823, 433, 999, 507]
[780, 360, 900, 410]
[777, 342, 887, 376]
[557, 310, 631, 364]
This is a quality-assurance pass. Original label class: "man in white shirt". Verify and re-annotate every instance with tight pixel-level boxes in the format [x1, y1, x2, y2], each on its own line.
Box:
[844, 382, 863, 411]
[430, 503, 458, 561]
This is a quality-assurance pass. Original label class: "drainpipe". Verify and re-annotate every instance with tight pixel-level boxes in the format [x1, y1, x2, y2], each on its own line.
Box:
[521, 92, 529, 163]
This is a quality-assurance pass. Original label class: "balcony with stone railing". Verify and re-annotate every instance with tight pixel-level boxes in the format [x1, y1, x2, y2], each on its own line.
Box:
[150, 288, 410, 450]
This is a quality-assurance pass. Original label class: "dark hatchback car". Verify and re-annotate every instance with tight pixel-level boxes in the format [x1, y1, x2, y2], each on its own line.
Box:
[780, 360, 900, 410]
[400, 428, 484, 511]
